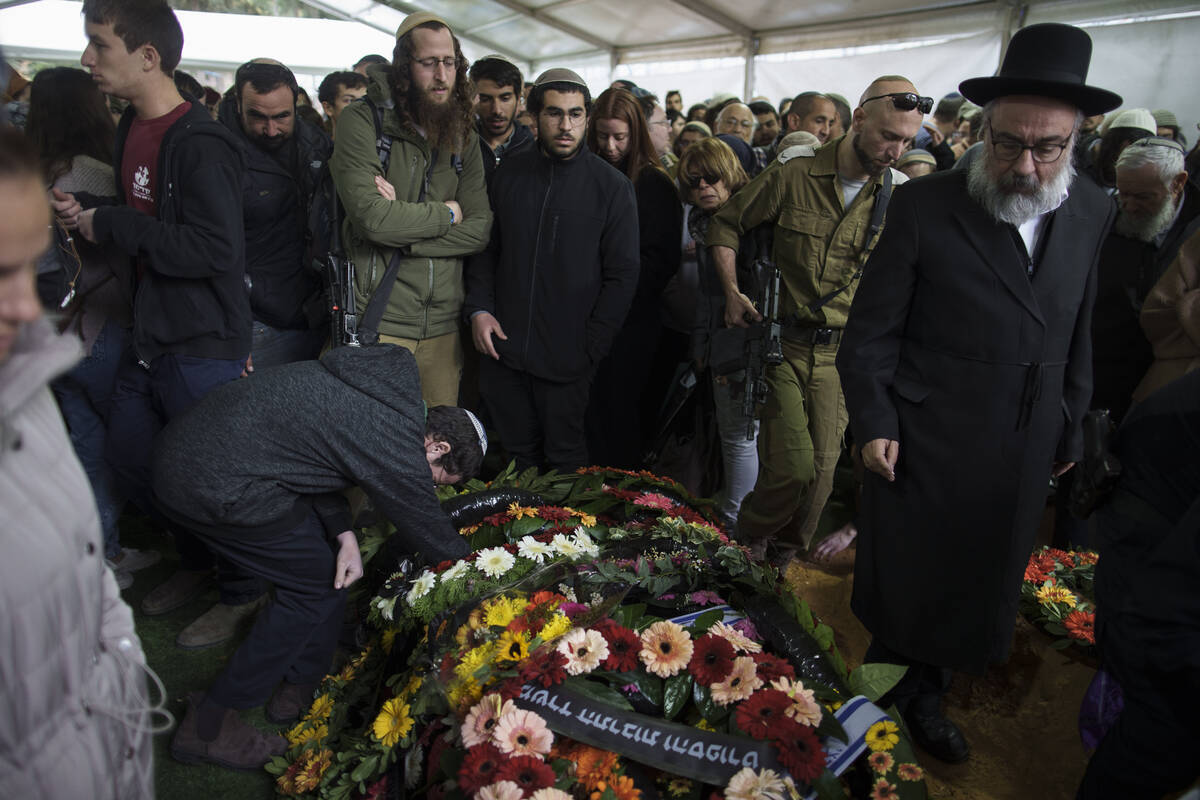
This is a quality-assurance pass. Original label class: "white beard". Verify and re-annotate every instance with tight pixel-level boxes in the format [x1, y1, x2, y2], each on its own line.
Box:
[967, 147, 1076, 226]
[1114, 196, 1177, 242]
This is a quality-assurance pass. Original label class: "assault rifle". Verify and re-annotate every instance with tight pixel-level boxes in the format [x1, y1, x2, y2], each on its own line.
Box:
[324, 186, 361, 348]
[741, 257, 784, 439]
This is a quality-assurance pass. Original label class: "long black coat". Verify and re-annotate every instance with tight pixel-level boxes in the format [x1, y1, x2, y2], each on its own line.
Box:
[836, 169, 1115, 673]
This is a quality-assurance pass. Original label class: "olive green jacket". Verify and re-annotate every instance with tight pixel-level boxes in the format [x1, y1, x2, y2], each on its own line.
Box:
[329, 68, 491, 340]
[706, 136, 905, 329]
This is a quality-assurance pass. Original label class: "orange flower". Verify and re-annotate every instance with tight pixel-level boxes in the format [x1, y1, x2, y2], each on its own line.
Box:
[293, 749, 333, 792]
[575, 745, 620, 790]
[590, 775, 640, 800]
[1063, 610, 1096, 644]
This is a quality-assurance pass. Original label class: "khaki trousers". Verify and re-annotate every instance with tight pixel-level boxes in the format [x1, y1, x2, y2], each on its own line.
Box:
[378, 329, 463, 408]
[737, 338, 848, 549]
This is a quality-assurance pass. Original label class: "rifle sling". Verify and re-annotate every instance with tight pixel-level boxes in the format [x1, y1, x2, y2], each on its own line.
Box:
[802, 167, 893, 317]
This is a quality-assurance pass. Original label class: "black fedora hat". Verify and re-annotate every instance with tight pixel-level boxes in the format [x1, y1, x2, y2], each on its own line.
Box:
[959, 23, 1121, 115]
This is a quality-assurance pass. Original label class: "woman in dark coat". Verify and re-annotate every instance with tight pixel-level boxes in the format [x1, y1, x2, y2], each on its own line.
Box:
[585, 88, 682, 468]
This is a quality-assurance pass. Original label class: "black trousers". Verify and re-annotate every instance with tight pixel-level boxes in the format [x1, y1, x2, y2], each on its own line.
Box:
[199, 509, 346, 709]
[480, 358, 592, 472]
[1077, 620, 1200, 799]
[865, 638, 952, 717]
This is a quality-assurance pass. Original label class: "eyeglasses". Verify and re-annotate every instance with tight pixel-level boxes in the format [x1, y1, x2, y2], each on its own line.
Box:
[720, 118, 754, 130]
[685, 172, 720, 188]
[989, 137, 1070, 163]
[541, 107, 586, 126]
[862, 92, 934, 115]
[411, 56, 459, 71]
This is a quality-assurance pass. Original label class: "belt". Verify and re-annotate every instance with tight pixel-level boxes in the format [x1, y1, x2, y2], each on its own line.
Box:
[783, 326, 842, 346]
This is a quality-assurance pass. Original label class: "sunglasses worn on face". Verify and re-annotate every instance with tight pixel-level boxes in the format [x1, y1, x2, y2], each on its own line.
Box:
[862, 92, 934, 115]
[685, 173, 720, 188]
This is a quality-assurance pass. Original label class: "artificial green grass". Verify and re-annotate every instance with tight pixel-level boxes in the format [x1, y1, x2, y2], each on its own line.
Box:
[119, 516, 276, 800]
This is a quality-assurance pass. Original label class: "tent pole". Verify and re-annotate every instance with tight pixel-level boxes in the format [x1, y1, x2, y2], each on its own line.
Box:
[1000, 1, 1029, 69]
[744, 35, 759, 101]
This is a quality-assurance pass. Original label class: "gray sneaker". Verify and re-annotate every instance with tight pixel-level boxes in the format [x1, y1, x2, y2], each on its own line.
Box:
[142, 569, 215, 616]
[110, 547, 162, 573]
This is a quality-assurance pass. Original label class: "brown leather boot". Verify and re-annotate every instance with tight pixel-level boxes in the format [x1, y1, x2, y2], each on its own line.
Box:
[176, 595, 269, 650]
[171, 693, 287, 771]
[266, 680, 320, 724]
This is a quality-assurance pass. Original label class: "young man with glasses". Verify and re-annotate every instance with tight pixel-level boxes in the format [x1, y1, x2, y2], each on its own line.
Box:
[836, 24, 1122, 764]
[329, 11, 491, 408]
[708, 75, 926, 567]
[464, 69, 639, 471]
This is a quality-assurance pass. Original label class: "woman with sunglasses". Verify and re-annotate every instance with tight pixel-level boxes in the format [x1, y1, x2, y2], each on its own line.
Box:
[584, 88, 683, 468]
[672, 136, 757, 530]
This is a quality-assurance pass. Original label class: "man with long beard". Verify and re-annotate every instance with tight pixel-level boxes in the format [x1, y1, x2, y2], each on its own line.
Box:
[330, 11, 491, 407]
[707, 75, 926, 561]
[1091, 136, 1197, 422]
[836, 23, 1121, 764]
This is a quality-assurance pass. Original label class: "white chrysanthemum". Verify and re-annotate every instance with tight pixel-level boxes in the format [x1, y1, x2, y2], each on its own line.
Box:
[572, 529, 600, 557]
[476, 547, 516, 578]
[517, 536, 555, 564]
[405, 570, 437, 603]
[551, 533, 582, 557]
[725, 767, 789, 800]
[440, 560, 470, 583]
[376, 595, 398, 620]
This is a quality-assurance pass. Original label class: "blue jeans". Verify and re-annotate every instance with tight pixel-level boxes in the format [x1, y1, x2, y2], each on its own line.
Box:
[250, 320, 325, 370]
[106, 349, 263, 605]
[52, 320, 128, 559]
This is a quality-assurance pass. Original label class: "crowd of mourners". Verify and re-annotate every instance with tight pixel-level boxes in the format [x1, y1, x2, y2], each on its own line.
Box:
[1, 0, 1198, 797]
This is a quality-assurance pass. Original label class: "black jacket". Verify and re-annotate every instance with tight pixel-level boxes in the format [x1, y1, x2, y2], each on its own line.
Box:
[151, 344, 469, 564]
[219, 95, 333, 330]
[88, 100, 251, 363]
[477, 120, 534, 187]
[838, 170, 1114, 673]
[464, 142, 640, 381]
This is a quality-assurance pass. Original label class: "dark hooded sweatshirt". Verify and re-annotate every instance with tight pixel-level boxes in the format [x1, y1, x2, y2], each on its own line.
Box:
[150, 344, 468, 564]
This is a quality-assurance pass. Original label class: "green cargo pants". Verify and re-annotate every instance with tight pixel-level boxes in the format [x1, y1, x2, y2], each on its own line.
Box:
[736, 338, 848, 549]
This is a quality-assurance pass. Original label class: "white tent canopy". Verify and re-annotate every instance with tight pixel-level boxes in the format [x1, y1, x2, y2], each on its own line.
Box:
[2, 0, 1198, 135]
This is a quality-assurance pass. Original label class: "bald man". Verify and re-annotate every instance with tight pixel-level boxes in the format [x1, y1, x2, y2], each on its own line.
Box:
[714, 102, 756, 144]
[706, 76, 927, 560]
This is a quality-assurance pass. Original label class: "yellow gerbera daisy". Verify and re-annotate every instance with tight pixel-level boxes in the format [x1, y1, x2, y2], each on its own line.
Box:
[455, 642, 496, 681]
[286, 722, 328, 749]
[302, 693, 333, 723]
[865, 720, 900, 752]
[1034, 584, 1078, 608]
[372, 698, 414, 748]
[397, 674, 423, 702]
[484, 596, 525, 628]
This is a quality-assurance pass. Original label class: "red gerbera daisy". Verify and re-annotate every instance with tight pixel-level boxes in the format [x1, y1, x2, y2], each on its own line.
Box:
[495, 754, 556, 794]
[1063, 610, 1096, 644]
[735, 689, 792, 739]
[772, 717, 827, 783]
[599, 624, 641, 672]
[457, 743, 506, 795]
[688, 634, 736, 685]
[519, 650, 568, 688]
[750, 652, 795, 683]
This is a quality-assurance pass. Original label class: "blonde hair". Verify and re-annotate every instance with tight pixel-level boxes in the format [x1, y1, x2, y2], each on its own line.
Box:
[675, 136, 749, 202]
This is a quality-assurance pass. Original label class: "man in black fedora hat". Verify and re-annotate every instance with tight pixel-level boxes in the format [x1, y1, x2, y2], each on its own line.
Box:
[836, 23, 1121, 763]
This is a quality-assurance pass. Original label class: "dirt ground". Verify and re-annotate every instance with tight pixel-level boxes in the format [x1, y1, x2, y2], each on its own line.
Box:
[784, 543, 1095, 799]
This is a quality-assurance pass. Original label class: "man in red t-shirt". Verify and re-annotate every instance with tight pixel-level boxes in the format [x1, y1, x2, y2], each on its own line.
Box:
[50, 0, 273, 764]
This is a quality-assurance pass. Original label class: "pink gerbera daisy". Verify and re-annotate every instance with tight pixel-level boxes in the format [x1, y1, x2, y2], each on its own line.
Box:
[557, 628, 609, 676]
[639, 620, 694, 678]
[461, 694, 514, 747]
[710, 656, 762, 706]
[493, 709, 553, 757]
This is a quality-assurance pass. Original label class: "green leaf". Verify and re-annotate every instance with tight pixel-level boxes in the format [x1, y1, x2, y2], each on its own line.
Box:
[611, 603, 646, 629]
[815, 711, 848, 743]
[691, 679, 729, 724]
[811, 768, 844, 800]
[663, 673, 694, 720]
[511, 515, 547, 537]
[846, 663, 909, 703]
[812, 623, 835, 651]
[561, 676, 635, 711]
[627, 669, 664, 707]
[1045, 622, 1068, 636]
[690, 609, 724, 634]
[350, 754, 379, 783]
[1050, 638, 1073, 650]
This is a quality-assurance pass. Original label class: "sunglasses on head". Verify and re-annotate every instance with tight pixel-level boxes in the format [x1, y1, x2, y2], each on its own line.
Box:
[685, 172, 720, 188]
[862, 92, 934, 115]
